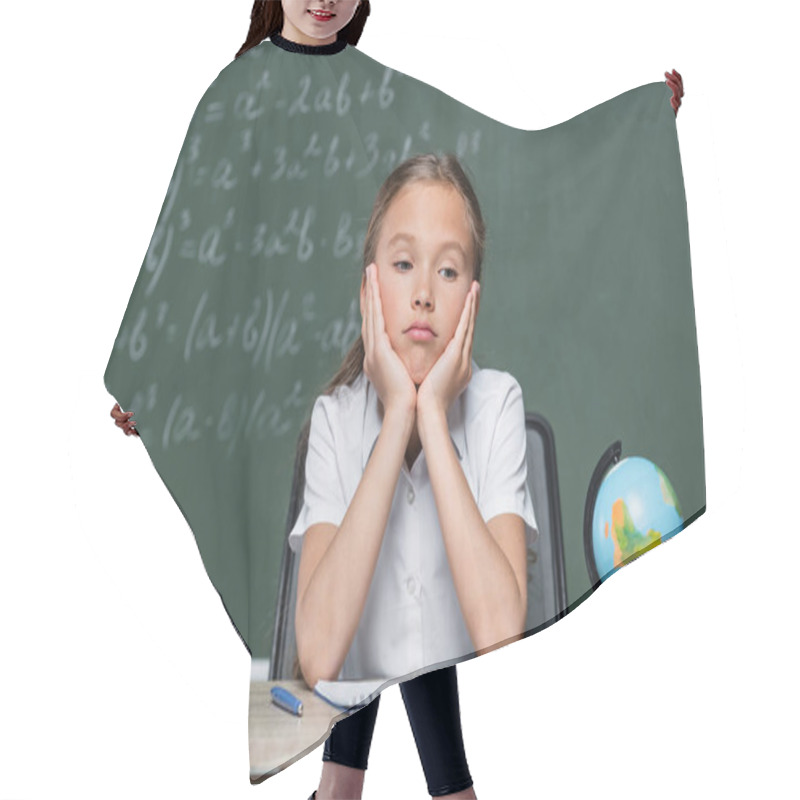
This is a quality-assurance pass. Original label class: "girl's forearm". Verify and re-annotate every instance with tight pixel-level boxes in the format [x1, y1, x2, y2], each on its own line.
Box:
[418, 405, 526, 653]
[296, 406, 415, 686]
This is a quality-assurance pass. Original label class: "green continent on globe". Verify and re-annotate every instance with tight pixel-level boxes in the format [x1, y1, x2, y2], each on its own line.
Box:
[607, 498, 662, 568]
[656, 465, 682, 515]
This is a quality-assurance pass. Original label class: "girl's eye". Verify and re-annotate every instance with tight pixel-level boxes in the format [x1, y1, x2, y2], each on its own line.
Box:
[393, 261, 458, 280]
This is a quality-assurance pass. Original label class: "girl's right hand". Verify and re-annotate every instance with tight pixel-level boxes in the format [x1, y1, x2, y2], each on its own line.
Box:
[361, 262, 417, 418]
[665, 68, 684, 115]
[110, 402, 139, 436]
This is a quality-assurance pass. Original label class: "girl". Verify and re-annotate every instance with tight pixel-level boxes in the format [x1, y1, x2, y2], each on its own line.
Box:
[288, 147, 542, 799]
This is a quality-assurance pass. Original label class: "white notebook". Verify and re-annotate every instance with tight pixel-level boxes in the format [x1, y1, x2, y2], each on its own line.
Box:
[313, 678, 387, 711]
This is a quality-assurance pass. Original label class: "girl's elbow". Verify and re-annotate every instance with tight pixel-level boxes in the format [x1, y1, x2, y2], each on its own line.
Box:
[495, 601, 527, 647]
[517, 593, 527, 635]
[297, 648, 325, 690]
[295, 621, 318, 688]
[298, 658, 339, 689]
[512, 604, 527, 643]
[299, 662, 321, 691]
[296, 637, 340, 689]
[295, 613, 343, 686]
[504, 608, 526, 645]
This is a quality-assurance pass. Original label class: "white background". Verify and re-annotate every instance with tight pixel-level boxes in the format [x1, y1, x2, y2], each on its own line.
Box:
[1, 1, 797, 798]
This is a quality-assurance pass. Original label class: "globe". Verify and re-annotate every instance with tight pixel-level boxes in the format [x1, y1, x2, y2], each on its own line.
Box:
[591, 456, 683, 581]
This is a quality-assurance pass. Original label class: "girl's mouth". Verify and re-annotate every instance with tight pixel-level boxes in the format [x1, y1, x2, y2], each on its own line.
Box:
[308, 9, 335, 22]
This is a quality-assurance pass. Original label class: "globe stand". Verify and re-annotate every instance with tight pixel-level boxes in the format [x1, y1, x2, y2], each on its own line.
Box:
[583, 439, 622, 589]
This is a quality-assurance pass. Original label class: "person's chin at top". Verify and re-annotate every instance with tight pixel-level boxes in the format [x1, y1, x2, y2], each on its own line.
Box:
[402, 353, 438, 392]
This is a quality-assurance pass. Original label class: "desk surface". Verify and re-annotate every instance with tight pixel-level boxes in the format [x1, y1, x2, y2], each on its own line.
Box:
[249, 679, 344, 783]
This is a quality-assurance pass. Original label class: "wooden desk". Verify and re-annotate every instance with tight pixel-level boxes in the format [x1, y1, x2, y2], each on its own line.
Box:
[249, 679, 344, 783]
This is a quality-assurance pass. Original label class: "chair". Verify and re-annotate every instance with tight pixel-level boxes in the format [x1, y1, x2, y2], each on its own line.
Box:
[523, 412, 568, 635]
[269, 418, 311, 680]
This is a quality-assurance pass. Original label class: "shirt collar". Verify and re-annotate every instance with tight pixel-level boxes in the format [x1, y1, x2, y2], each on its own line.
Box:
[360, 359, 477, 471]
[270, 31, 348, 56]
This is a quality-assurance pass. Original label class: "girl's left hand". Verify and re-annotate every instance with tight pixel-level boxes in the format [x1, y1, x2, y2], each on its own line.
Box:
[110, 402, 139, 436]
[417, 282, 480, 417]
[665, 69, 684, 116]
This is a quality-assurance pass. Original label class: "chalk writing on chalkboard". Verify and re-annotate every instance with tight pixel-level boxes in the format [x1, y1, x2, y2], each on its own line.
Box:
[115, 66, 483, 459]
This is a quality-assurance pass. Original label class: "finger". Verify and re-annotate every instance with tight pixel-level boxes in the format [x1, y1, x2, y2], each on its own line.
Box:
[365, 264, 373, 357]
[459, 289, 472, 361]
[371, 264, 386, 342]
[463, 286, 476, 362]
[362, 267, 369, 350]
[665, 70, 683, 92]
[112, 407, 134, 423]
[369, 263, 377, 354]
[456, 284, 473, 349]
[360, 274, 366, 341]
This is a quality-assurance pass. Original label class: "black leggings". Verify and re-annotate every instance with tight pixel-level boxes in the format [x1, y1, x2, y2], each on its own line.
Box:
[323, 665, 473, 797]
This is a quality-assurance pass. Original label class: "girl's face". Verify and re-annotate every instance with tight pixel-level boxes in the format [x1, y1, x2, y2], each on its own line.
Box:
[362, 181, 479, 387]
[280, 1, 361, 46]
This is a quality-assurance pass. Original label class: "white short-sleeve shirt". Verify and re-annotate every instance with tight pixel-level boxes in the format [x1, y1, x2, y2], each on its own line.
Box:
[288, 358, 538, 681]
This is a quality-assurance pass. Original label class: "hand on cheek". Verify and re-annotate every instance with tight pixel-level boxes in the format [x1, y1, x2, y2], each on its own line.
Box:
[361, 263, 417, 418]
[417, 281, 479, 417]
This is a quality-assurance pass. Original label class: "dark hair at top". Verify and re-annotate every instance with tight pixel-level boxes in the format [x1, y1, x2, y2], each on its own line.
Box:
[236, 0, 372, 59]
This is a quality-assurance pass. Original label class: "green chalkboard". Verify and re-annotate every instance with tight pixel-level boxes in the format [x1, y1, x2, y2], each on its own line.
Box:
[104, 39, 704, 670]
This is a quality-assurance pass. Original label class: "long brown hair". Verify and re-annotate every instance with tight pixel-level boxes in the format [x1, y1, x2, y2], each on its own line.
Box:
[290, 153, 486, 683]
[236, 0, 372, 59]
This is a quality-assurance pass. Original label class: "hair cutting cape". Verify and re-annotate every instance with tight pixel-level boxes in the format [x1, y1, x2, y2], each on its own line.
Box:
[104, 36, 705, 781]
